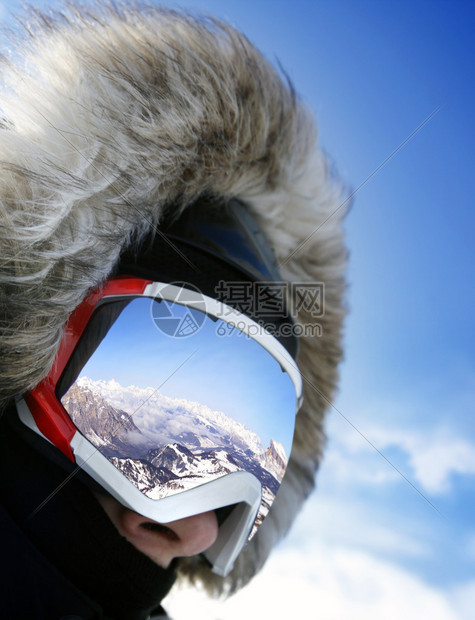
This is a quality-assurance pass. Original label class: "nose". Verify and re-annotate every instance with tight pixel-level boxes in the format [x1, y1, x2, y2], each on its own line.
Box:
[94, 492, 219, 569]
[119, 509, 219, 568]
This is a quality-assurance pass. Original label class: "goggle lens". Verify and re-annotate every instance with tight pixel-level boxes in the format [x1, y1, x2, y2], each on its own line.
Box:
[59, 296, 297, 536]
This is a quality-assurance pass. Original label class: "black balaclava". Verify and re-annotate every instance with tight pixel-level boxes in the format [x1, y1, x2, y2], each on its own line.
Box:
[0, 405, 177, 620]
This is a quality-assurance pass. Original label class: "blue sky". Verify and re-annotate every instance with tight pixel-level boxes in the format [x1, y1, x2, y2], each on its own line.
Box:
[2, 1, 474, 618]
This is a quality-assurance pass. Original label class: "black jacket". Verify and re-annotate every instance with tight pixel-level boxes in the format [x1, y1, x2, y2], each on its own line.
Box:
[1, 502, 109, 619]
[0, 410, 174, 620]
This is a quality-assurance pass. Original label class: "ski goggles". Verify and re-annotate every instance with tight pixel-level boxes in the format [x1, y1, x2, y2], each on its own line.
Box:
[17, 276, 302, 576]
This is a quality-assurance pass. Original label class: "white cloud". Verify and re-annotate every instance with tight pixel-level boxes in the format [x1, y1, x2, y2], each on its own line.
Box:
[322, 415, 475, 496]
[320, 442, 400, 488]
[450, 580, 475, 619]
[410, 437, 475, 494]
[164, 542, 466, 620]
[368, 427, 475, 495]
[289, 493, 429, 559]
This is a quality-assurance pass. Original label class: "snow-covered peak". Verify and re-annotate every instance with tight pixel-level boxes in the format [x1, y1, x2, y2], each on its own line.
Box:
[75, 376, 265, 455]
[269, 439, 287, 464]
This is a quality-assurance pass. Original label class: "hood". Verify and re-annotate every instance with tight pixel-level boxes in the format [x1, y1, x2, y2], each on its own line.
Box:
[0, 4, 347, 596]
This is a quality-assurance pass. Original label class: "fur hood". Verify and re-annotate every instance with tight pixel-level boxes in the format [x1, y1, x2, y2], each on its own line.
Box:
[0, 4, 347, 597]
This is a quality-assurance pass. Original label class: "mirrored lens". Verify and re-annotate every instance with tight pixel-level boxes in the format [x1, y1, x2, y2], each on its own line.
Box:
[60, 297, 297, 532]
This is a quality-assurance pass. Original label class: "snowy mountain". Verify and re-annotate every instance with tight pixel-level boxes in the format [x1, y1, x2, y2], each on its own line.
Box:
[62, 381, 144, 458]
[62, 377, 289, 534]
[264, 439, 287, 481]
[74, 376, 266, 456]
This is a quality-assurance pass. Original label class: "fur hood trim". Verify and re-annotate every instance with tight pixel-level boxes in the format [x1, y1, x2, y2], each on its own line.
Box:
[0, 4, 347, 596]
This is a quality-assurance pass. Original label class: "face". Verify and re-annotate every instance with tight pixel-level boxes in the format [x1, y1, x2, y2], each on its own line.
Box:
[94, 492, 218, 568]
[22, 277, 300, 576]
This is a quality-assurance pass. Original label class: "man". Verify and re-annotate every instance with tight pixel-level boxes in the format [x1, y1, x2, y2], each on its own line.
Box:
[0, 4, 347, 618]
